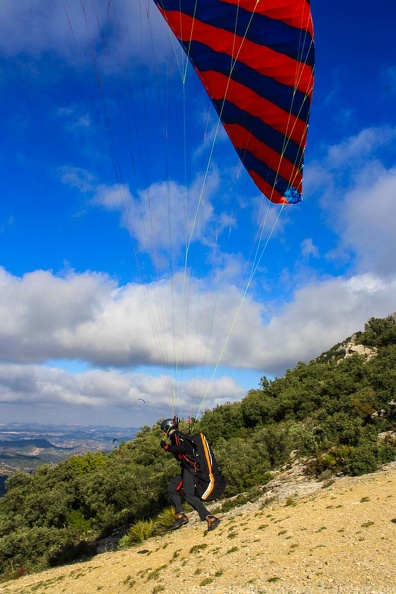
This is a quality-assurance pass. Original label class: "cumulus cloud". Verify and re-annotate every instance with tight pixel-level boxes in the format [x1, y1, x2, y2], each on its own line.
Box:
[63, 167, 229, 268]
[252, 273, 396, 375]
[336, 166, 396, 277]
[0, 0, 172, 69]
[0, 363, 245, 420]
[1, 262, 395, 422]
[0, 266, 256, 367]
[0, 268, 116, 363]
[306, 126, 396, 278]
[326, 126, 396, 169]
[1, 264, 395, 376]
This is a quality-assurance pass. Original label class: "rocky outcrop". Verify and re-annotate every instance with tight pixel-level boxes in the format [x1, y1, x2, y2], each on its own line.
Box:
[338, 334, 377, 363]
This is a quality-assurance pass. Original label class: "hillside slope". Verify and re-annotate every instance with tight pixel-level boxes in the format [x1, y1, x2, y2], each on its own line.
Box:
[3, 462, 395, 594]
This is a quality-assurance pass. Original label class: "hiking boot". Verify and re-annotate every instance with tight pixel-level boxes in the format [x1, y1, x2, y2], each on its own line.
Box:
[169, 513, 189, 530]
[206, 515, 220, 531]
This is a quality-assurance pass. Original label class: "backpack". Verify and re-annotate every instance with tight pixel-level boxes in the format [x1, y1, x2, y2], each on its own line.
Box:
[181, 432, 227, 501]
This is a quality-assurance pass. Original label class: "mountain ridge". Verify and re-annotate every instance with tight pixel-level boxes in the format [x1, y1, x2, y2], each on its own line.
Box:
[0, 438, 66, 450]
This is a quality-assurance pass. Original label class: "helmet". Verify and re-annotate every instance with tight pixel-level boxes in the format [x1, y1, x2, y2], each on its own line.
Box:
[161, 417, 179, 435]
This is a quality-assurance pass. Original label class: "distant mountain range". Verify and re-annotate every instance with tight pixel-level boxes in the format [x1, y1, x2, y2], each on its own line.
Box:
[0, 438, 67, 450]
[0, 423, 139, 496]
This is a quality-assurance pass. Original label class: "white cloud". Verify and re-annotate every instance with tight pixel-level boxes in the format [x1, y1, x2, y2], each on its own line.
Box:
[1, 263, 395, 423]
[336, 166, 396, 276]
[251, 272, 396, 375]
[306, 126, 396, 278]
[60, 166, 96, 193]
[1, 264, 395, 377]
[64, 169, 226, 267]
[300, 238, 319, 260]
[93, 183, 131, 211]
[129, 175, 223, 258]
[307, 126, 396, 194]
[0, 0, 173, 69]
[0, 266, 261, 369]
[0, 267, 116, 363]
[0, 363, 244, 421]
[326, 127, 396, 168]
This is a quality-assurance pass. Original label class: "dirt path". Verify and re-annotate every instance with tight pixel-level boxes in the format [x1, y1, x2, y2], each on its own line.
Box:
[2, 463, 395, 594]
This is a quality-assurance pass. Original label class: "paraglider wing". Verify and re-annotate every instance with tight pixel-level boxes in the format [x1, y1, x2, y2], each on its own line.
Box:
[153, 0, 315, 204]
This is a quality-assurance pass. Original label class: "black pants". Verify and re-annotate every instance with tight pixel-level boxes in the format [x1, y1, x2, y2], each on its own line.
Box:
[167, 468, 210, 521]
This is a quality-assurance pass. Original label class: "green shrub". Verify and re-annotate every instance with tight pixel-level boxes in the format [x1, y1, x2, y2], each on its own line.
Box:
[344, 446, 378, 476]
[126, 519, 155, 543]
[0, 526, 87, 576]
[65, 509, 93, 536]
[151, 507, 176, 533]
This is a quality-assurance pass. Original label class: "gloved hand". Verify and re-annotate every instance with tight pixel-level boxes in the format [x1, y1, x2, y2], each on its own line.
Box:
[160, 440, 168, 450]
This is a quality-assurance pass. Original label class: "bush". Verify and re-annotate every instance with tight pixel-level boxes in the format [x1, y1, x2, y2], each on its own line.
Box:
[0, 527, 79, 576]
[214, 436, 271, 496]
[124, 519, 155, 544]
[118, 509, 177, 549]
[344, 446, 378, 476]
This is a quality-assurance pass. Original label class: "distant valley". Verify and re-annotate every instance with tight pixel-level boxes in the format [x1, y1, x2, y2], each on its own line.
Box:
[0, 422, 138, 496]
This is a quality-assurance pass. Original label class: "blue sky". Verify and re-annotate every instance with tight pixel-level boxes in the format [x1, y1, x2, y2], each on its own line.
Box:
[1, 0, 396, 429]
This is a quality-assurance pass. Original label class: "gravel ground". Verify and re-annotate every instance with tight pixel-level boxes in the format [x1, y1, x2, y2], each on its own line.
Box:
[2, 462, 395, 594]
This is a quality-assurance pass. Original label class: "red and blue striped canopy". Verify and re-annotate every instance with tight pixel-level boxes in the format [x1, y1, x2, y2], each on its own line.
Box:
[153, 0, 315, 204]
